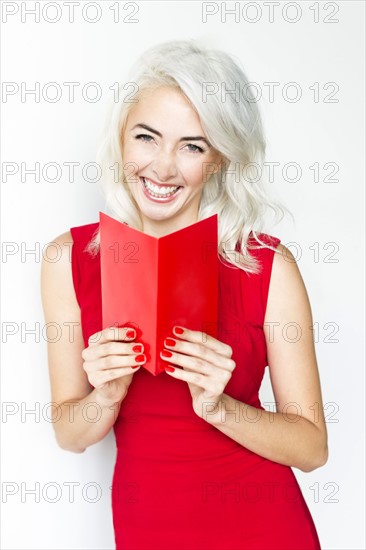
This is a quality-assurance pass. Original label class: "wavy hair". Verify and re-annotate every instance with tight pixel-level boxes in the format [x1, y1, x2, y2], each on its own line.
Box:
[85, 38, 293, 274]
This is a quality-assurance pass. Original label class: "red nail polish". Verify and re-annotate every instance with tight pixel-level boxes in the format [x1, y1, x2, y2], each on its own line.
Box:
[132, 345, 142, 353]
[161, 350, 172, 358]
[132, 365, 141, 369]
[174, 327, 184, 335]
[165, 338, 176, 347]
[135, 354, 145, 362]
[126, 329, 135, 338]
[164, 365, 175, 373]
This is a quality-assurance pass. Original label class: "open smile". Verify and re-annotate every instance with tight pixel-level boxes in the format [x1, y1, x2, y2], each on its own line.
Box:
[140, 177, 183, 202]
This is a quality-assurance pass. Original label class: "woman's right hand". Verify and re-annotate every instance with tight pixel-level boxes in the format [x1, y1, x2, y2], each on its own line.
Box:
[81, 326, 145, 406]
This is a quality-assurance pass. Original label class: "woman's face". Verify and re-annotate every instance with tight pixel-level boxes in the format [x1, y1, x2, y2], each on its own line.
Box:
[121, 86, 222, 237]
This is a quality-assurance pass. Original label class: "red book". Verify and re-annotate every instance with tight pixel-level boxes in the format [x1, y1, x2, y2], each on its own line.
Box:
[99, 212, 219, 376]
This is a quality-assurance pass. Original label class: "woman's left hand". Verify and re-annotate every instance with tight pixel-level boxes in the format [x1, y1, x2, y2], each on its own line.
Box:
[160, 326, 236, 420]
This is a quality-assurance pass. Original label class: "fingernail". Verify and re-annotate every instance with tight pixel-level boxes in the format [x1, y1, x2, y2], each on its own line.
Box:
[132, 344, 143, 353]
[126, 329, 135, 338]
[135, 354, 145, 363]
[161, 350, 172, 358]
[164, 365, 175, 373]
[174, 326, 184, 335]
[132, 365, 141, 369]
[164, 338, 176, 347]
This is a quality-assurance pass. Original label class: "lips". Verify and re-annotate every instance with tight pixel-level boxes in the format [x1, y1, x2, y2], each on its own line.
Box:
[142, 176, 181, 189]
[143, 177, 182, 191]
[140, 177, 183, 202]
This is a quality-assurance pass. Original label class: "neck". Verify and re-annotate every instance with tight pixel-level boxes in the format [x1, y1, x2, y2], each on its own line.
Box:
[141, 210, 199, 238]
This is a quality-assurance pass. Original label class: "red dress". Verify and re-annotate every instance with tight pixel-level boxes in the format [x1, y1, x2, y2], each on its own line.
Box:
[70, 221, 321, 550]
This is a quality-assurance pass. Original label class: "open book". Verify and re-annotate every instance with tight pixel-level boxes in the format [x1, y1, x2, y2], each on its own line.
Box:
[99, 212, 219, 376]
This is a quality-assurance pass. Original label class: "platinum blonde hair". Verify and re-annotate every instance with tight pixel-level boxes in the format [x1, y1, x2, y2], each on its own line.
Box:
[86, 38, 293, 274]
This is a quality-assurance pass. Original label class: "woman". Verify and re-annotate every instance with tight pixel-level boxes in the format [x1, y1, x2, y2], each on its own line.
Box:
[41, 39, 328, 549]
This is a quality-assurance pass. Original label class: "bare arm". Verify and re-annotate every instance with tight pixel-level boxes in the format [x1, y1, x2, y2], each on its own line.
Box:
[41, 231, 145, 453]
[206, 244, 328, 472]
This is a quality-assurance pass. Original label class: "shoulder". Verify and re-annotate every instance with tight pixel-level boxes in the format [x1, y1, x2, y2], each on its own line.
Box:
[41, 229, 79, 312]
[252, 232, 281, 248]
[42, 229, 73, 266]
[271, 243, 301, 286]
[245, 232, 281, 265]
[239, 231, 303, 323]
[265, 242, 311, 324]
[245, 231, 282, 275]
[41, 229, 76, 276]
[41, 221, 98, 257]
[70, 222, 99, 247]
[41, 222, 97, 294]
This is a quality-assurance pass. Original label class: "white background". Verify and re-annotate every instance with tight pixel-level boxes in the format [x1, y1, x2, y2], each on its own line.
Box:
[1, 1, 365, 549]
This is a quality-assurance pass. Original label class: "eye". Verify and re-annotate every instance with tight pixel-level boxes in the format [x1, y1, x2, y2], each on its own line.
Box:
[186, 143, 205, 154]
[135, 133, 154, 142]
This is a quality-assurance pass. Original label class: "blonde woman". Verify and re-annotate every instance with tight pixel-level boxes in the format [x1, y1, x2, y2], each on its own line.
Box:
[41, 39, 328, 549]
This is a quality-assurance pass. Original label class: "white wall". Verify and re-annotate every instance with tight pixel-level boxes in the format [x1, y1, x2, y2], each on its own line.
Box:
[1, 1, 364, 548]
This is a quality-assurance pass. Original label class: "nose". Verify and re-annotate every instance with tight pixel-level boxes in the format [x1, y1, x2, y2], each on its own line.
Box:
[151, 148, 178, 183]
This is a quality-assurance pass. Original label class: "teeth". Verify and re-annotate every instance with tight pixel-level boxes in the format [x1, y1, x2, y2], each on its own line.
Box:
[143, 177, 180, 196]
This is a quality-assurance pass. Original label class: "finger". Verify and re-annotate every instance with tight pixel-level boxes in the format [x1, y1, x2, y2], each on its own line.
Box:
[88, 326, 136, 347]
[164, 365, 230, 396]
[83, 341, 144, 360]
[84, 353, 146, 373]
[163, 364, 203, 385]
[160, 350, 213, 375]
[92, 365, 141, 385]
[161, 351, 234, 386]
[164, 338, 232, 370]
[172, 326, 233, 358]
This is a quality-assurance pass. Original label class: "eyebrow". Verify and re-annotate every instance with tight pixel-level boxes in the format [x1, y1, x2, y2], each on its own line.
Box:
[131, 123, 211, 147]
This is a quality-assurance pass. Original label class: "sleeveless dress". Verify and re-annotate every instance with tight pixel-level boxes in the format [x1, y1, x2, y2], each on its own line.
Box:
[70, 221, 321, 550]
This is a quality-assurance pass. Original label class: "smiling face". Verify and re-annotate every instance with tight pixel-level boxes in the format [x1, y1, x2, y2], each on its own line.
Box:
[121, 86, 223, 237]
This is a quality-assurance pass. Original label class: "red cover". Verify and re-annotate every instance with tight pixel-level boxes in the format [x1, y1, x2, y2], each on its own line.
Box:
[99, 212, 219, 376]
